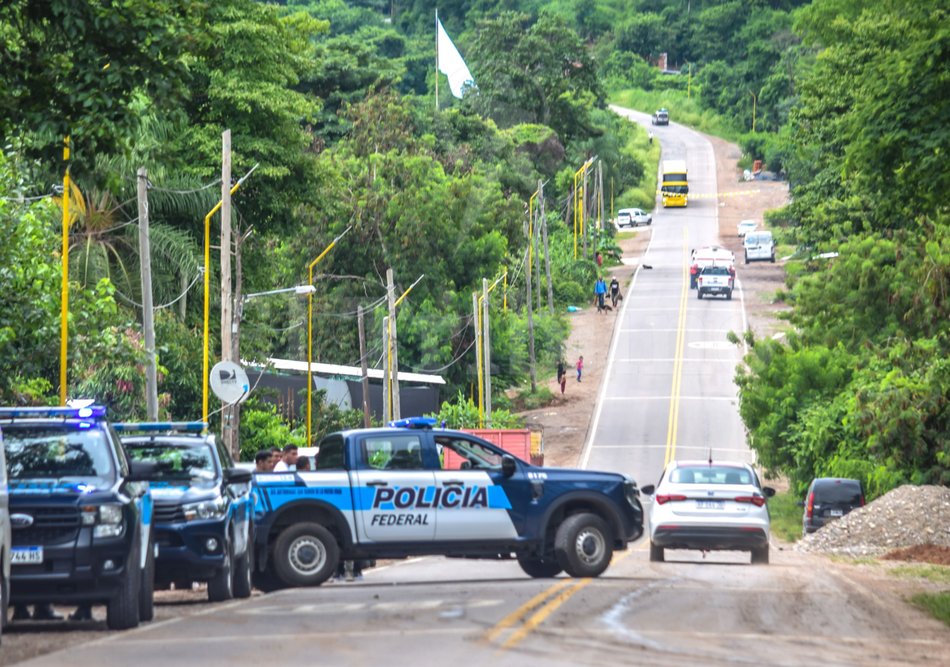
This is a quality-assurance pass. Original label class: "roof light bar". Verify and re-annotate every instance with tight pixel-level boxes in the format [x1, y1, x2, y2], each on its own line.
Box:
[388, 416, 438, 429]
[0, 405, 107, 420]
[113, 421, 208, 433]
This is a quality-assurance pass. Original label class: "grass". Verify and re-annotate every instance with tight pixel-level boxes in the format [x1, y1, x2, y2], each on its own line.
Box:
[828, 554, 880, 566]
[909, 592, 950, 626]
[768, 490, 802, 543]
[890, 564, 950, 584]
[609, 88, 744, 144]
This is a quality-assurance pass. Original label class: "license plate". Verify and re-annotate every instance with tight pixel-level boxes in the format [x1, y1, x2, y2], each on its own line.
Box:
[12, 546, 43, 565]
[828, 509, 844, 517]
[697, 500, 723, 510]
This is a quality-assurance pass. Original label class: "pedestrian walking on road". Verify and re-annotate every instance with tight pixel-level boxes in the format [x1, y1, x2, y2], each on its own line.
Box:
[576, 355, 584, 382]
[609, 276, 622, 308]
[594, 277, 607, 313]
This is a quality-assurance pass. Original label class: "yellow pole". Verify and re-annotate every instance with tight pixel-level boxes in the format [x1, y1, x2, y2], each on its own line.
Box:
[202, 165, 258, 423]
[58, 136, 71, 405]
[503, 270, 507, 312]
[306, 226, 353, 445]
[573, 171, 579, 259]
[475, 292, 483, 427]
[528, 190, 538, 277]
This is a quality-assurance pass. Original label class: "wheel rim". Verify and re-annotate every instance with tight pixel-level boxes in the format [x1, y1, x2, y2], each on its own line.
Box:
[288, 535, 326, 577]
[574, 528, 606, 566]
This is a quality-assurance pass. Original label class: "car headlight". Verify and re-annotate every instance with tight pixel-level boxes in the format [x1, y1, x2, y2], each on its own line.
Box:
[84, 504, 125, 538]
[183, 496, 227, 522]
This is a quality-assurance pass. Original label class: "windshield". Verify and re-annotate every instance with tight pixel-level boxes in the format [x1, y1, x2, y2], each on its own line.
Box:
[662, 185, 689, 194]
[670, 466, 753, 485]
[3, 424, 116, 486]
[126, 441, 218, 485]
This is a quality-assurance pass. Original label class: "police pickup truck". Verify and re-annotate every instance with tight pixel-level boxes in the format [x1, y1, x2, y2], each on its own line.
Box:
[252, 419, 644, 586]
[0, 405, 155, 630]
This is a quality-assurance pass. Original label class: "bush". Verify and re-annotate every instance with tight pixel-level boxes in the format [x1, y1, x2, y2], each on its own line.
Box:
[238, 399, 304, 463]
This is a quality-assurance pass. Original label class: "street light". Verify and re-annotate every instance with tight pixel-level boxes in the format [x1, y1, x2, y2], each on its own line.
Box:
[202, 164, 259, 423]
[243, 285, 316, 301]
[306, 226, 352, 446]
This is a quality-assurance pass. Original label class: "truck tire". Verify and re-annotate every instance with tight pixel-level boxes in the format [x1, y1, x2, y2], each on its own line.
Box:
[107, 542, 142, 630]
[649, 541, 665, 562]
[208, 536, 234, 602]
[273, 522, 339, 587]
[751, 545, 770, 565]
[697, 289, 703, 300]
[232, 529, 253, 599]
[554, 513, 613, 578]
[726, 289, 733, 301]
[139, 536, 155, 622]
[517, 555, 563, 578]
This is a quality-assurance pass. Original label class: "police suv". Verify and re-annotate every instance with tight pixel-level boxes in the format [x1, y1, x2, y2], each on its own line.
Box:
[118, 422, 254, 602]
[253, 418, 644, 587]
[0, 405, 155, 630]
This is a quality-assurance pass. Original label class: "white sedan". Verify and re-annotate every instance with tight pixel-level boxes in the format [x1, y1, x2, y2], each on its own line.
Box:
[616, 208, 652, 227]
[737, 219, 758, 237]
[640, 460, 775, 564]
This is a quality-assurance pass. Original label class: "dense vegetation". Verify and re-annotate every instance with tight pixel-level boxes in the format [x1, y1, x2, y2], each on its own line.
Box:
[0, 0, 946, 494]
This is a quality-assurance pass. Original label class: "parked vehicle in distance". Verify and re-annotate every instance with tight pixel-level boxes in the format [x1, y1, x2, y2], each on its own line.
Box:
[252, 418, 644, 587]
[689, 245, 734, 289]
[652, 109, 669, 125]
[744, 231, 775, 263]
[737, 220, 758, 237]
[0, 426, 10, 644]
[641, 460, 775, 564]
[697, 265, 734, 300]
[800, 478, 865, 535]
[616, 207, 652, 227]
[119, 422, 254, 602]
[0, 405, 155, 630]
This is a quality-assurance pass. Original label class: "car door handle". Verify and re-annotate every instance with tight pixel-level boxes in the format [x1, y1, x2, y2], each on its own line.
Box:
[366, 481, 389, 487]
[442, 480, 464, 486]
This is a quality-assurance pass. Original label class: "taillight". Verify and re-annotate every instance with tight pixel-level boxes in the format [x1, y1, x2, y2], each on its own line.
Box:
[655, 494, 687, 505]
[734, 495, 766, 507]
[806, 492, 815, 518]
[860, 495, 865, 506]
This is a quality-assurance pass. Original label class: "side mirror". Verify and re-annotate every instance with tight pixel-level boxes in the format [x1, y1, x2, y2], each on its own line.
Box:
[640, 484, 655, 496]
[127, 460, 158, 482]
[459, 460, 472, 470]
[762, 486, 776, 498]
[226, 467, 253, 485]
[501, 455, 517, 478]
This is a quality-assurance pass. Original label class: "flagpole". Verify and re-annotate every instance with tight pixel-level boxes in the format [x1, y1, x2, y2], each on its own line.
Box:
[435, 9, 439, 111]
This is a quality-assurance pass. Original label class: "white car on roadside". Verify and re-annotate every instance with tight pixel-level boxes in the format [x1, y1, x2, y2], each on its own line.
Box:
[640, 460, 775, 564]
[616, 208, 652, 228]
[744, 230, 775, 263]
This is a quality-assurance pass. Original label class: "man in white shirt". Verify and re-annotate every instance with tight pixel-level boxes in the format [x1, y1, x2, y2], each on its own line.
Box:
[273, 444, 299, 472]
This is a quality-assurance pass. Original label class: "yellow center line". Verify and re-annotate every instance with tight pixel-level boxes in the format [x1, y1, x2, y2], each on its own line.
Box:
[664, 229, 689, 467]
[491, 551, 635, 651]
[482, 580, 572, 643]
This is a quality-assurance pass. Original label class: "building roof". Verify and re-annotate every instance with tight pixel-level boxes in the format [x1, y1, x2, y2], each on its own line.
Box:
[251, 357, 446, 386]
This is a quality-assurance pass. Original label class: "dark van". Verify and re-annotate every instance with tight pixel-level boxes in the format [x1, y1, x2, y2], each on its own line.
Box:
[801, 477, 865, 535]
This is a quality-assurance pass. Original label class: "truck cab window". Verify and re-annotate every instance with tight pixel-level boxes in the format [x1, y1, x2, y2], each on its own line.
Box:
[362, 435, 424, 470]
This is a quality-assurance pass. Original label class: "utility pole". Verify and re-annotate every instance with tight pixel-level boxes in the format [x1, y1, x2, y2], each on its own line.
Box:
[483, 278, 491, 427]
[229, 225, 251, 461]
[582, 164, 589, 259]
[473, 291, 483, 426]
[137, 167, 158, 420]
[358, 305, 371, 427]
[540, 180, 554, 314]
[387, 268, 401, 420]
[526, 245, 536, 393]
[220, 129, 236, 454]
[382, 315, 390, 423]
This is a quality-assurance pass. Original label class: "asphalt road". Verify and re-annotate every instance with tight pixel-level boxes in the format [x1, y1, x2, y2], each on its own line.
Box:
[6, 111, 949, 667]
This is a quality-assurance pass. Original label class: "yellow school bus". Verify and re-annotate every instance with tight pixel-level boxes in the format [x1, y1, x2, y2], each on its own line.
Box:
[661, 160, 688, 207]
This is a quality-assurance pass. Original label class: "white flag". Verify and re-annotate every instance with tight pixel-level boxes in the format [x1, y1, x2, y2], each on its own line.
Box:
[437, 18, 475, 98]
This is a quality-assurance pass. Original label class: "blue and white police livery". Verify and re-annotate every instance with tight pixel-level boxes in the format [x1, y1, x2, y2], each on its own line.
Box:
[253, 420, 644, 587]
[0, 405, 155, 630]
[117, 422, 254, 602]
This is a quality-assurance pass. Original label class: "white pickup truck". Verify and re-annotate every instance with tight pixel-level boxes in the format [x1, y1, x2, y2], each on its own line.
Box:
[697, 265, 734, 300]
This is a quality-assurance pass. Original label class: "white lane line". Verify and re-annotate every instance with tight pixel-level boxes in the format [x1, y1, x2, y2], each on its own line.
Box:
[581, 228, 658, 469]
[82, 627, 471, 647]
[625, 307, 736, 312]
[603, 396, 737, 401]
[736, 277, 749, 355]
[619, 328, 733, 333]
[591, 445, 752, 453]
[614, 357, 738, 363]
